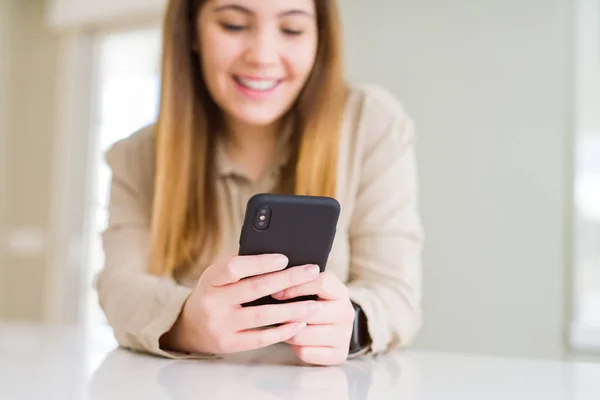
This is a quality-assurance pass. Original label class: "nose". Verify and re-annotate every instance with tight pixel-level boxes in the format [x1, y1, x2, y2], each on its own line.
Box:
[244, 27, 279, 66]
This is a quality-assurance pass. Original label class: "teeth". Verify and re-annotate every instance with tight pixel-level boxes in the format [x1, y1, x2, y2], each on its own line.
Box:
[237, 77, 278, 91]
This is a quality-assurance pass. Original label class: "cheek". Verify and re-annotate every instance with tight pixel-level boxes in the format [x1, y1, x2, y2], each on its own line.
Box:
[285, 41, 318, 83]
[200, 28, 241, 84]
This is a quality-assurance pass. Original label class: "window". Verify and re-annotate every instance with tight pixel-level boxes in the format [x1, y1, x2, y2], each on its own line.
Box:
[85, 27, 163, 328]
[571, 0, 600, 351]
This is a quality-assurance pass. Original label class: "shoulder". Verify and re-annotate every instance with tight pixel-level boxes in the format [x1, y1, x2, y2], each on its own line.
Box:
[104, 125, 156, 196]
[345, 82, 410, 121]
[105, 125, 155, 172]
[341, 82, 417, 154]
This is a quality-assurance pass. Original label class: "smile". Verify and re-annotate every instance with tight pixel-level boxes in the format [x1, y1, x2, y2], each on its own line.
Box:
[234, 76, 281, 92]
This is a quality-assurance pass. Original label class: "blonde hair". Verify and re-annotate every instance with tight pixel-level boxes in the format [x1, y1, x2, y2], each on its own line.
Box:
[149, 0, 347, 276]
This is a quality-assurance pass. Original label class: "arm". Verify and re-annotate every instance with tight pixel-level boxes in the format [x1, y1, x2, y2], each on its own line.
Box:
[347, 104, 424, 355]
[97, 138, 318, 358]
[96, 140, 215, 359]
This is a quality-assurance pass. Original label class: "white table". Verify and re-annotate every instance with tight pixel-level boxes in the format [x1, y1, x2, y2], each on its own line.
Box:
[1, 321, 599, 400]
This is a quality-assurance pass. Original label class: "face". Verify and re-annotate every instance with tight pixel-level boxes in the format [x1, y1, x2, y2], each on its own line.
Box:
[197, 0, 318, 128]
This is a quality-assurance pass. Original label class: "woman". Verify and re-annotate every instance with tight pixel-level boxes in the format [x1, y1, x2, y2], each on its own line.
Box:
[98, 0, 424, 366]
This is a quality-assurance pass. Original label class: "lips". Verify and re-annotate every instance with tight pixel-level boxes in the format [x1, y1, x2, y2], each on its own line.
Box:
[234, 76, 281, 92]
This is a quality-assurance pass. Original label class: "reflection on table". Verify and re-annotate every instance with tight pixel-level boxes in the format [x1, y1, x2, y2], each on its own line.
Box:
[1, 321, 599, 400]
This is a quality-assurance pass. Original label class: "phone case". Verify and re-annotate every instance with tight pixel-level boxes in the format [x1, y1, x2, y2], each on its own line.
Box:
[238, 193, 340, 307]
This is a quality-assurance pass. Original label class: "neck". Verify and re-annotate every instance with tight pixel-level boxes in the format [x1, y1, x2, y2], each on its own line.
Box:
[222, 117, 283, 182]
[224, 118, 281, 154]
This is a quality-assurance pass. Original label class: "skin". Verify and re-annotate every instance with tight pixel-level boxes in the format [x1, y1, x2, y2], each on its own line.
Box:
[162, 0, 356, 366]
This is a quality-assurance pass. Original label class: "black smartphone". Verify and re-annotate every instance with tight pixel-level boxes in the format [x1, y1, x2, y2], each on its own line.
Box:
[238, 193, 340, 307]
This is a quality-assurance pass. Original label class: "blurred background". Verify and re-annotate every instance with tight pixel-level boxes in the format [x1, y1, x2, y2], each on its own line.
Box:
[0, 0, 598, 362]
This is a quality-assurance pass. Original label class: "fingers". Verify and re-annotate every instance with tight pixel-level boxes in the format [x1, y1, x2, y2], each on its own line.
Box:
[235, 301, 322, 330]
[295, 300, 355, 325]
[204, 254, 289, 287]
[284, 324, 346, 347]
[228, 322, 307, 353]
[226, 264, 321, 305]
[290, 345, 347, 366]
[272, 272, 347, 301]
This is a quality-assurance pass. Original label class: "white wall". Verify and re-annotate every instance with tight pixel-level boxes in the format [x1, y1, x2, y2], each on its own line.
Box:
[340, 0, 572, 359]
[576, 0, 600, 134]
[47, 0, 165, 28]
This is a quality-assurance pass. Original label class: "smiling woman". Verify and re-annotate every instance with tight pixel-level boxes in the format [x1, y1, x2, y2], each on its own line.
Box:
[96, 0, 424, 367]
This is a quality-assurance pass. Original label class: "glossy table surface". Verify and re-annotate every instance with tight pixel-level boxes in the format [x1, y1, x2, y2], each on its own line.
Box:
[1, 321, 599, 400]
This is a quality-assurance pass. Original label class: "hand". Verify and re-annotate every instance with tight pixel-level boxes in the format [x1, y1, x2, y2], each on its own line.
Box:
[160, 254, 322, 355]
[272, 272, 356, 366]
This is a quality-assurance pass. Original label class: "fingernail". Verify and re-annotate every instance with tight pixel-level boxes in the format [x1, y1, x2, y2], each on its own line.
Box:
[304, 264, 320, 276]
[273, 255, 289, 269]
[291, 322, 307, 330]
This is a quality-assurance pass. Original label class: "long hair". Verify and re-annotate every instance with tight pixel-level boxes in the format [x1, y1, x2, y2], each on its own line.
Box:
[149, 0, 347, 276]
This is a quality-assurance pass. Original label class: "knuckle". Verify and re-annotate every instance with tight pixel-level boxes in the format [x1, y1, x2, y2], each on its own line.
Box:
[291, 267, 309, 285]
[279, 306, 295, 321]
[322, 271, 335, 283]
[252, 308, 268, 326]
[293, 303, 308, 318]
[286, 270, 299, 287]
[290, 266, 305, 281]
[322, 271, 337, 287]
[225, 257, 241, 281]
[250, 275, 271, 294]
[317, 277, 326, 292]
[294, 345, 308, 359]
[257, 254, 271, 270]
[278, 328, 294, 343]
[321, 271, 334, 280]
[197, 294, 217, 315]
[255, 333, 272, 349]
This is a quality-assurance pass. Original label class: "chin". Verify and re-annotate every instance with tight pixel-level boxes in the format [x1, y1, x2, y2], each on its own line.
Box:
[230, 109, 285, 128]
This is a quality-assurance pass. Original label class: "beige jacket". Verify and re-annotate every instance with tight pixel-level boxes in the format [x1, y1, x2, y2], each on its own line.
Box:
[97, 83, 424, 359]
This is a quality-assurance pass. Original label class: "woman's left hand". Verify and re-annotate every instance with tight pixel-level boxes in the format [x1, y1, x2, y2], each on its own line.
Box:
[271, 272, 356, 366]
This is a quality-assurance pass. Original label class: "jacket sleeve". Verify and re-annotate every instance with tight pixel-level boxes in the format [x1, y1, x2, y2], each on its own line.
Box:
[96, 138, 217, 359]
[347, 95, 425, 355]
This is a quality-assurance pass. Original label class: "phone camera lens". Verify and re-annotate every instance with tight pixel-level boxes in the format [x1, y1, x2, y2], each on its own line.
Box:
[254, 206, 271, 230]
